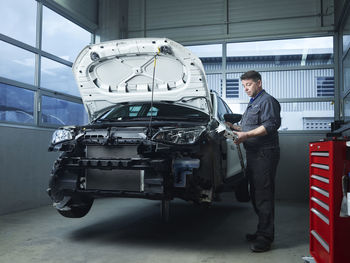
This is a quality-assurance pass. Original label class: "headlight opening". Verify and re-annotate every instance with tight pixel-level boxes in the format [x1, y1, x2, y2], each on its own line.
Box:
[51, 129, 73, 145]
[152, 127, 205, 145]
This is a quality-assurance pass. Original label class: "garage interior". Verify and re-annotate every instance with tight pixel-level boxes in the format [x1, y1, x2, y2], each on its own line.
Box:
[1, 0, 350, 262]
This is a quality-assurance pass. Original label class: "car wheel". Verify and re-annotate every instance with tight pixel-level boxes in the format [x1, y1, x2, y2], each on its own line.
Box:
[57, 198, 93, 218]
[234, 177, 250, 202]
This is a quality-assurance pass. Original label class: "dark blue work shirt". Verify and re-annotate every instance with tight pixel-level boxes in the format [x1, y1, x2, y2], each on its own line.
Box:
[240, 90, 281, 151]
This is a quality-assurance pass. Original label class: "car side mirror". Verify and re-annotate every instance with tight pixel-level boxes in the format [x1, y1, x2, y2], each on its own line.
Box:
[224, 113, 242, 124]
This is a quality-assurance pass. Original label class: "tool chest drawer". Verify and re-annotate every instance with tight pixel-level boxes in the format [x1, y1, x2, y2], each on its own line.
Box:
[309, 140, 350, 263]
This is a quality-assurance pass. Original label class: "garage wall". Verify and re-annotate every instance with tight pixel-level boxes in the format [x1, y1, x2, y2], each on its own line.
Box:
[96, 0, 128, 42]
[277, 132, 325, 202]
[335, 0, 349, 28]
[0, 126, 58, 215]
[124, 0, 334, 44]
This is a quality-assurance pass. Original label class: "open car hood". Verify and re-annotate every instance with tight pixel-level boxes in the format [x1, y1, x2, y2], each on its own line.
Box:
[73, 38, 212, 120]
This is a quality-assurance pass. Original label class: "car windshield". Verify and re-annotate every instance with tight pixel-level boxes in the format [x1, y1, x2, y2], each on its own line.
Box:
[95, 102, 209, 122]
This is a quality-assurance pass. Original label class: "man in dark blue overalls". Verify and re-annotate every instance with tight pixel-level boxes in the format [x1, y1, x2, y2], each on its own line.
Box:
[226, 70, 281, 252]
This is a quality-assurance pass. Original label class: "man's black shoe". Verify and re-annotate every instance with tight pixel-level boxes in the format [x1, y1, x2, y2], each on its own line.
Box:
[250, 236, 272, 252]
[245, 233, 257, 241]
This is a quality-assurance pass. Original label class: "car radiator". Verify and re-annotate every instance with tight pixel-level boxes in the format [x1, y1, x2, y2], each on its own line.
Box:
[85, 145, 143, 191]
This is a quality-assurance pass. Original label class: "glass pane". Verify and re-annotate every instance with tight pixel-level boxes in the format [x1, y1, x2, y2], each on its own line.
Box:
[344, 94, 350, 121]
[0, 83, 34, 124]
[206, 74, 222, 96]
[186, 44, 222, 71]
[226, 101, 333, 131]
[344, 49, 350, 92]
[41, 96, 88, 126]
[226, 103, 248, 114]
[0, 0, 36, 46]
[0, 41, 35, 84]
[343, 35, 350, 54]
[227, 37, 333, 70]
[41, 57, 79, 96]
[42, 7, 91, 62]
[227, 69, 334, 100]
[280, 102, 334, 131]
[343, 11, 350, 53]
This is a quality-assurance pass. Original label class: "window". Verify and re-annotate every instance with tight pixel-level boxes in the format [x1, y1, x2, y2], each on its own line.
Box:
[42, 7, 92, 62]
[343, 10, 350, 53]
[280, 102, 333, 130]
[147, 107, 159, 116]
[344, 93, 350, 121]
[0, 83, 34, 124]
[0, 0, 36, 46]
[225, 79, 239, 98]
[0, 1, 92, 127]
[129, 106, 142, 116]
[227, 69, 334, 100]
[0, 40, 35, 85]
[41, 96, 88, 126]
[98, 103, 208, 122]
[41, 57, 79, 96]
[186, 44, 222, 71]
[217, 97, 229, 121]
[187, 37, 334, 130]
[344, 48, 350, 92]
[228, 102, 334, 131]
[207, 74, 222, 96]
[317, 77, 334, 97]
[227, 103, 248, 115]
[227, 37, 333, 70]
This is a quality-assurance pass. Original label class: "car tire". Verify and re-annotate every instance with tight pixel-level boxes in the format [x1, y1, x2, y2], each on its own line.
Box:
[57, 198, 93, 218]
[234, 177, 250, 202]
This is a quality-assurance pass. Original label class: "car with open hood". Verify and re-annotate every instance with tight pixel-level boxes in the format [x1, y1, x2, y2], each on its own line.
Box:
[47, 38, 248, 220]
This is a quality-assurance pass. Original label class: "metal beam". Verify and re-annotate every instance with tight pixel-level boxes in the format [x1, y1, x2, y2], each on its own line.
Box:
[334, 31, 341, 120]
[206, 64, 334, 75]
[227, 97, 334, 104]
[0, 33, 73, 67]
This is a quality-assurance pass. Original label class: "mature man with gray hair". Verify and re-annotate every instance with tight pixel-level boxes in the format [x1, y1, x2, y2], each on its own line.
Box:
[226, 70, 281, 252]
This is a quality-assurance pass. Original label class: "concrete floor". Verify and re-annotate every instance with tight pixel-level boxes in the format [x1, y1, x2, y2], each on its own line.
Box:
[0, 193, 310, 263]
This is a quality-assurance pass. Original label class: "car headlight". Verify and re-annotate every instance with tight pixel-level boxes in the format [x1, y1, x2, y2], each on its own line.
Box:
[152, 127, 206, 145]
[51, 129, 74, 145]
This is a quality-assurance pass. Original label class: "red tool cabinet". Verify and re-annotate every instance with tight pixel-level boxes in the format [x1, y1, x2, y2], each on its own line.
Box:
[309, 140, 350, 263]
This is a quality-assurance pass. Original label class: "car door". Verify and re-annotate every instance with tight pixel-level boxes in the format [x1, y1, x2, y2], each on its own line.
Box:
[216, 96, 245, 179]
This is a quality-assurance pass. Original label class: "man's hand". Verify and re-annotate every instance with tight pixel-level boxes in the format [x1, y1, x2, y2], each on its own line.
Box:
[225, 122, 241, 131]
[233, 125, 268, 144]
[233, 131, 249, 144]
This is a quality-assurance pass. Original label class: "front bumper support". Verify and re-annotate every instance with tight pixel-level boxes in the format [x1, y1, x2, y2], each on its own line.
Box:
[58, 157, 168, 171]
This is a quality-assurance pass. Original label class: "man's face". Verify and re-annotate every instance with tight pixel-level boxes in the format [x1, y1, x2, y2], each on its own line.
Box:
[241, 79, 262, 98]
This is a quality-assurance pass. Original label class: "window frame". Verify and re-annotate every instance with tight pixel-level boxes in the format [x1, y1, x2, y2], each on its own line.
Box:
[39, 91, 87, 128]
[0, 0, 94, 128]
[190, 36, 335, 131]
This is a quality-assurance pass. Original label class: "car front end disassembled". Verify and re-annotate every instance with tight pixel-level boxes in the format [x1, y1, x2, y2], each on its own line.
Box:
[47, 38, 247, 219]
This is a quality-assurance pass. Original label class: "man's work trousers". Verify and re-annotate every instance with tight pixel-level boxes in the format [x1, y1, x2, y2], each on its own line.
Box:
[246, 147, 280, 241]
